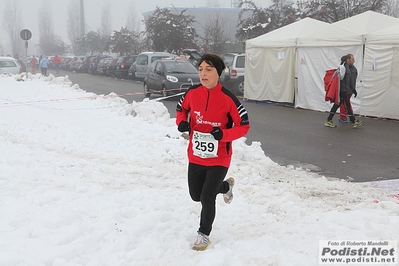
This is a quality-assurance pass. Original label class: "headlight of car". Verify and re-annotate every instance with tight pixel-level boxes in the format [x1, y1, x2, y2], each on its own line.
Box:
[166, 75, 178, 83]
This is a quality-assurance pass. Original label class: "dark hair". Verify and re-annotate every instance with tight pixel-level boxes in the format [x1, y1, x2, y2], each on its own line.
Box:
[198, 53, 226, 76]
[340, 55, 347, 64]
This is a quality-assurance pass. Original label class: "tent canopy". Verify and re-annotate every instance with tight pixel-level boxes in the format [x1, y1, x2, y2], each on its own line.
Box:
[297, 24, 362, 47]
[333, 10, 399, 35]
[246, 17, 329, 48]
[298, 11, 399, 46]
[367, 23, 399, 44]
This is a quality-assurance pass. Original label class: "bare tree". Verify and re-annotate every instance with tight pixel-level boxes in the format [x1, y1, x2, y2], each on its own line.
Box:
[236, 1, 271, 41]
[67, 0, 81, 53]
[297, 0, 387, 22]
[38, 0, 56, 55]
[206, 0, 221, 7]
[266, 0, 298, 31]
[3, 0, 23, 57]
[126, 0, 141, 33]
[381, 0, 399, 17]
[97, 0, 112, 53]
[201, 13, 230, 54]
[99, 0, 112, 37]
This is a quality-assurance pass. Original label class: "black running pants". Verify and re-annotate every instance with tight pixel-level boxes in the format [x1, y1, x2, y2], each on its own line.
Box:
[188, 163, 229, 236]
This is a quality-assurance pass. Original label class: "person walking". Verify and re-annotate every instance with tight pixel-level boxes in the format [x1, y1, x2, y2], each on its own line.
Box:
[53, 55, 62, 74]
[31, 56, 37, 74]
[338, 54, 358, 123]
[176, 53, 250, 251]
[39, 56, 49, 76]
[324, 55, 363, 128]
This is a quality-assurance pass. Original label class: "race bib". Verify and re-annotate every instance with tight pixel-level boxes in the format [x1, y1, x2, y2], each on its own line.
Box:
[191, 130, 219, 158]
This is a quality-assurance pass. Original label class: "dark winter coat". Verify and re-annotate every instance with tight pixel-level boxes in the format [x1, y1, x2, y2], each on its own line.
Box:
[347, 64, 358, 95]
[340, 63, 351, 93]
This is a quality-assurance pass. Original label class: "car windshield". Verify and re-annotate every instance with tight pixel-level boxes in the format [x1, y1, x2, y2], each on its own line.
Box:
[222, 55, 235, 67]
[164, 61, 197, 74]
[127, 57, 136, 64]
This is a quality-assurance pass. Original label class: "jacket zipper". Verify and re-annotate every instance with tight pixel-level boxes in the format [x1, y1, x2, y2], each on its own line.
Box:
[205, 90, 210, 111]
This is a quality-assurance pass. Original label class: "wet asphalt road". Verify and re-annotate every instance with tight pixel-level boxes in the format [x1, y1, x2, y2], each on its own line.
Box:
[55, 70, 399, 183]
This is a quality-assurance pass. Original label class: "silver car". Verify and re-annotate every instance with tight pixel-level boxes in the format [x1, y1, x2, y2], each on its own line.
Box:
[132, 52, 177, 80]
[0, 57, 22, 75]
[220, 53, 245, 95]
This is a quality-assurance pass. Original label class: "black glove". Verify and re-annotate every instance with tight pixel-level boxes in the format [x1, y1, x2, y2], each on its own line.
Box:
[178, 121, 190, 132]
[353, 89, 358, 98]
[210, 127, 223, 140]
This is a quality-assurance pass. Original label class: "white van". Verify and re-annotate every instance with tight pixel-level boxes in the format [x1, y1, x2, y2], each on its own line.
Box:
[132, 52, 176, 80]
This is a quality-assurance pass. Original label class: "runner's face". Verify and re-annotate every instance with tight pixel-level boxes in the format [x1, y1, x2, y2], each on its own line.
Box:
[198, 61, 219, 89]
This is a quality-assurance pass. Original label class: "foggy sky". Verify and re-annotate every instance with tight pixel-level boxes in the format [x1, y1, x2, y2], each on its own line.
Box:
[0, 0, 268, 55]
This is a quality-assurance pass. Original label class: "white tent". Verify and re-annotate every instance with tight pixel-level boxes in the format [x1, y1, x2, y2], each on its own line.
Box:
[244, 18, 329, 103]
[296, 11, 399, 119]
[245, 11, 399, 120]
[360, 23, 399, 120]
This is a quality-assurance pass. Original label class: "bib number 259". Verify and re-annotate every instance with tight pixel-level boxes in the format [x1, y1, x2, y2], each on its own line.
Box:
[195, 141, 215, 152]
[192, 131, 218, 158]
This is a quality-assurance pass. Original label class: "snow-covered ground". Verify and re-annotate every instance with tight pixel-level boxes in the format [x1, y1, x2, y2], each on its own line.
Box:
[0, 74, 398, 266]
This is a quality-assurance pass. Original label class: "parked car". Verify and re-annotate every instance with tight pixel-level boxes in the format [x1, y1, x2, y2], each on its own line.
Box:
[128, 62, 138, 79]
[115, 55, 137, 79]
[60, 56, 74, 71]
[78, 55, 98, 73]
[105, 58, 119, 77]
[143, 58, 200, 98]
[181, 49, 202, 68]
[69, 56, 85, 72]
[132, 52, 176, 80]
[0, 57, 22, 74]
[47, 56, 55, 69]
[220, 52, 245, 95]
[97, 57, 112, 76]
[88, 56, 110, 75]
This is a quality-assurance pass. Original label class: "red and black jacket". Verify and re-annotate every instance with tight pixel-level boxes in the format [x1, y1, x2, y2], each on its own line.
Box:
[176, 83, 250, 168]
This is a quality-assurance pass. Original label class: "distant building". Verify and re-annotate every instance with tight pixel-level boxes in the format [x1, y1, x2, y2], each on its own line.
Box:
[142, 7, 249, 53]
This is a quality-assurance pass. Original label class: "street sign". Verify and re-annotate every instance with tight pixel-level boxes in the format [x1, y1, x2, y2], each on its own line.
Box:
[20, 29, 32, 74]
[20, 29, 32, 41]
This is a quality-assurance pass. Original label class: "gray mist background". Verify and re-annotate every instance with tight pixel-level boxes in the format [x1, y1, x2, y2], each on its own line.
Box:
[0, 0, 268, 55]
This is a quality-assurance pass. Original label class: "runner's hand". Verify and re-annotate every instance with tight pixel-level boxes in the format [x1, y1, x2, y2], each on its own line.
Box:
[210, 127, 223, 140]
[178, 121, 190, 132]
